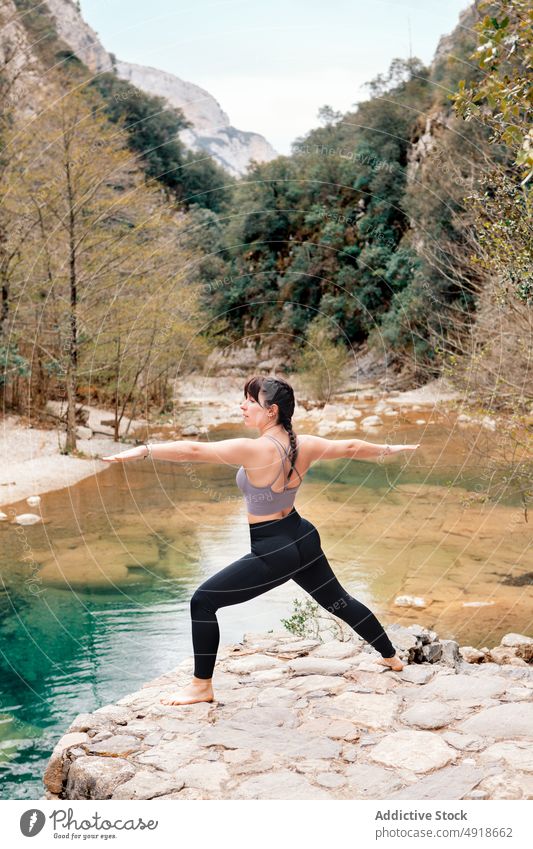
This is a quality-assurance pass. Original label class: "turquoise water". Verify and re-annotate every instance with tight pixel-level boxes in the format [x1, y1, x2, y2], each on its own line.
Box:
[0, 423, 530, 799]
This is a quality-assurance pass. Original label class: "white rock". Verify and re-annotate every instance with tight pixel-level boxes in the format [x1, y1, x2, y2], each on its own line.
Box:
[13, 513, 41, 525]
[233, 770, 331, 799]
[457, 702, 533, 739]
[0, 511, 8, 521]
[400, 702, 465, 729]
[361, 415, 382, 428]
[500, 633, 533, 647]
[310, 640, 361, 660]
[476, 771, 533, 800]
[369, 729, 455, 773]
[479, 742, 533, 773]
[394, 595, 427, 608]
[462, 601, 495, 608]
[112, 770, 184, 799]
[481, 416, 497, 431]
[415, 419, 426, 425]
[26, 495, 41, 507]
[286, 657, 352, 676]
[312, 692, 400, 729]
[174, 761, 230, 791]
[225, 654, 284, 674]
[419, 673, 509, 702]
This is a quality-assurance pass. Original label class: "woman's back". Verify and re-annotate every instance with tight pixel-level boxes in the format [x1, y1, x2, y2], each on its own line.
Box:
[238, 433, 308, 493]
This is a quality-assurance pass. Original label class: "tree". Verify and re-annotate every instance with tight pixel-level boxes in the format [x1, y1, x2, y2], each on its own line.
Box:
[293, 314, 350, 403]
[451, 0, 533, 188]
[5, 75, 207, 448]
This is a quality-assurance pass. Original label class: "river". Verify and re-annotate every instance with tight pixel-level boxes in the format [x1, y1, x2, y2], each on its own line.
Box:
[0, 422, 531, 799]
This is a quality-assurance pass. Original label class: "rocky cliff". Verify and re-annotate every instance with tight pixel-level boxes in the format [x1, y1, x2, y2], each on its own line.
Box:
[43, 0, 278, 177]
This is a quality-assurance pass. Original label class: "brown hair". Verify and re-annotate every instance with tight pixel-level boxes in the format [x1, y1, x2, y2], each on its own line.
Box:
[243, 375, 299, 480]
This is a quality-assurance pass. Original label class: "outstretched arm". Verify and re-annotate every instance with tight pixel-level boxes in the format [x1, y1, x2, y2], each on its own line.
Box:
[306, 434, 420, 462]
[102, 437, 261, 465]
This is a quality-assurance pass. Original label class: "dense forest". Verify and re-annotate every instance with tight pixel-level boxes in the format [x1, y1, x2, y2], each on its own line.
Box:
[0, 0, 531, 450]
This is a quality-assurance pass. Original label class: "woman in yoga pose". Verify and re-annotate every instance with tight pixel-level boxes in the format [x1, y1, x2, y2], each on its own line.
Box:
[103, 375, 419, 705]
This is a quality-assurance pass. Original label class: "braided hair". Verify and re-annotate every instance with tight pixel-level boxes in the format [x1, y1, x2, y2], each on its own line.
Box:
[243, 375, 299, 480]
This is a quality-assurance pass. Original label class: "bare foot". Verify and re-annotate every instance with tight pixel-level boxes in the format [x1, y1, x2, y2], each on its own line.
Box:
[160, 678, 214, 705]
[377, 655, 404, 671]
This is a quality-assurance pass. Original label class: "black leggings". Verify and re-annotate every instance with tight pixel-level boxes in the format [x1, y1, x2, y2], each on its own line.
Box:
[190, 507, 396, 679]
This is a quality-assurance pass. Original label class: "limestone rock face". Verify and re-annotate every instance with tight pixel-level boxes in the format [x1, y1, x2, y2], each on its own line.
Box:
[45, 0, 113, 73]
[42, 631, 533, 801]
[43, 1, 278, 178]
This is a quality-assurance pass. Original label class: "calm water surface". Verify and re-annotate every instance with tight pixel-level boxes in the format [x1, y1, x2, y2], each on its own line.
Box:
[1, 423, 531, 799]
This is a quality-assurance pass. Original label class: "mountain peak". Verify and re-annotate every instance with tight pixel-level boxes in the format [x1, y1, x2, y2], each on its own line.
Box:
[44, 0, 277, 176]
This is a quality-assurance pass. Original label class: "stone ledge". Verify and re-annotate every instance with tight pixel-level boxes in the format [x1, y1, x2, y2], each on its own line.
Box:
[42, 628, 533, 801]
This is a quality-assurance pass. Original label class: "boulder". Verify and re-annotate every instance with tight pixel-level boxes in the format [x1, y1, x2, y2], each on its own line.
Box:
[65, 756, 136, 799]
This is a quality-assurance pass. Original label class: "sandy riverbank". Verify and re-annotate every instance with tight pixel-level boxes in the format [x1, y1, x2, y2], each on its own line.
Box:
[0, 375, 463, 512]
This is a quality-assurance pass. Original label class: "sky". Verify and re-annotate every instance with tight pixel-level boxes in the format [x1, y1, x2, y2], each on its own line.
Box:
[80, 0, 472, 155]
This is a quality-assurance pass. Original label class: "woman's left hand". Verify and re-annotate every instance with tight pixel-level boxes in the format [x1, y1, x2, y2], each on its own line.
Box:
[102, 446, 147, 463]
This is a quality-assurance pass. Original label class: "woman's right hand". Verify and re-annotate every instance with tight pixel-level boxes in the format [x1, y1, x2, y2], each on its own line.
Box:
[102, 445, 147, 463]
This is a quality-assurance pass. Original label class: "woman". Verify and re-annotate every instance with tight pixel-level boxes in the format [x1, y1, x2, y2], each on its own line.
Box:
[103, 375, 419, 706]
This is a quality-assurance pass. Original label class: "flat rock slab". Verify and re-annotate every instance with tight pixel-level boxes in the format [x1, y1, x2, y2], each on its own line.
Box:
[368, 730, 456, 773]
[311, 692, 400, 728]
[344, 763, 405, 798]
[400, 702, 470, 729]
[419, 674, 510, 703]
[231, 770, 332, 799]
[457, 703, 533, 739]
[389, 764, 486, 800]
[287, 657, 353, 676]
[43, 633, 533, 801]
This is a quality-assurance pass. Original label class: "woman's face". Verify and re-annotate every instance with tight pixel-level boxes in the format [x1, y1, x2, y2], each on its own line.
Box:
[240, 390, 277, 429]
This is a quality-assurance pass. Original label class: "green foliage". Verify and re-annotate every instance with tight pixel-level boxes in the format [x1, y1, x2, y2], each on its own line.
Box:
[281, 596, 357, 641]
[467, 170, 532, 305]
[0, 344, 29, 386]
[212, 57, 433, 346]
[451, 0, 533, 186]
[280, 598, 321, 638]
[293, 314, 350, 402]
[12, 4, 232, 214]
[89, 75, 233, 213]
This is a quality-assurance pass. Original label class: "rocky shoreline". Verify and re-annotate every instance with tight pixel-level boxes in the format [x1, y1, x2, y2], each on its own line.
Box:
[43, 627, 533, 801]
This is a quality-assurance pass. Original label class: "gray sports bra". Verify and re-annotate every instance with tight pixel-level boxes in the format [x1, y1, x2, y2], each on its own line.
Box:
[236, 434, 303, 516]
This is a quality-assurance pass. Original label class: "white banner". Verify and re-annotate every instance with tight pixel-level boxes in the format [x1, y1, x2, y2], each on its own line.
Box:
[3, 799, 530, 848]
